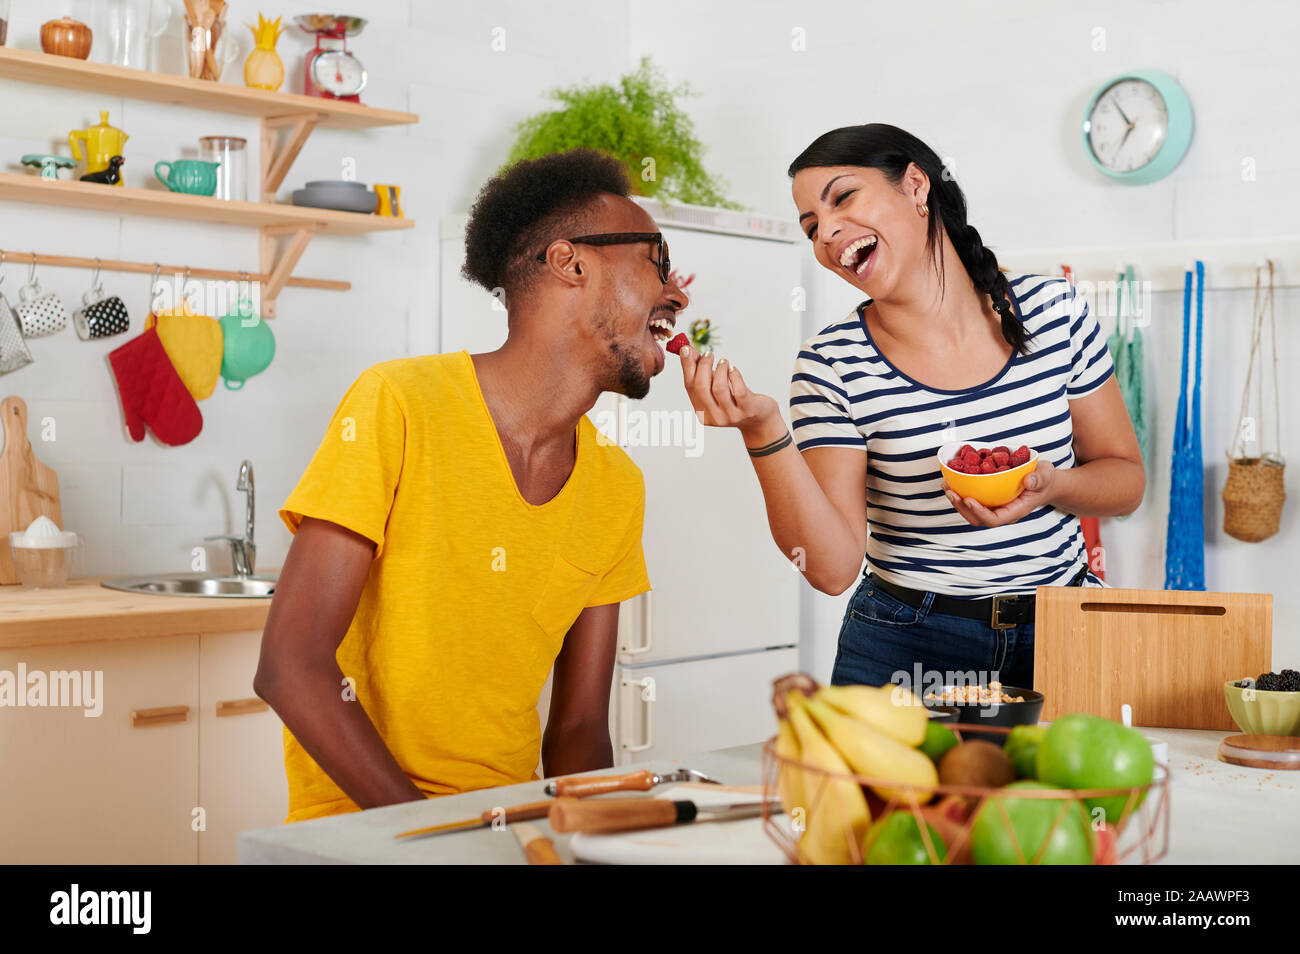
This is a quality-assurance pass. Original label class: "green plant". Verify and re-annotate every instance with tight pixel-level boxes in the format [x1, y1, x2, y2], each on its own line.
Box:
[506, 57, 741, 209]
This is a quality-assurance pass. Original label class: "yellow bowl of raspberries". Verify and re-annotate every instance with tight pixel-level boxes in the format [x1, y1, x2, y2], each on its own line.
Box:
[938, 442, 1038, 508]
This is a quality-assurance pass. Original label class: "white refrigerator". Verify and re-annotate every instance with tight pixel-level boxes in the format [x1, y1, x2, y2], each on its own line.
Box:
[439, 197, 805, 767]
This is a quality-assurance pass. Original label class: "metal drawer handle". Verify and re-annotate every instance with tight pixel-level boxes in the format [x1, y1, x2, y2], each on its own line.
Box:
[130, 705, 189, 728]
[216, 697, 268, 718]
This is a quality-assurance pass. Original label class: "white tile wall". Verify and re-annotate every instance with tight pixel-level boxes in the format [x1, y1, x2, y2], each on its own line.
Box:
[0, 0, 629, 579]
[627, 0, 1300, 677]
[3, 0, 1295, 679]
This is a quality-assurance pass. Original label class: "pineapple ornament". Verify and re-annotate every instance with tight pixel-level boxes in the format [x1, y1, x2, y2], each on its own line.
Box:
[244, 14, 285, 91]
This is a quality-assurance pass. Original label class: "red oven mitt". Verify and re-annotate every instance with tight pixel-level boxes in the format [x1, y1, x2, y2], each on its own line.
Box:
[108, 326, 203, 446]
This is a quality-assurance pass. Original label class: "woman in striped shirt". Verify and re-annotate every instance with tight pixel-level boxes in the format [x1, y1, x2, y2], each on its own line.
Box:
[675, 124, 1145, 690]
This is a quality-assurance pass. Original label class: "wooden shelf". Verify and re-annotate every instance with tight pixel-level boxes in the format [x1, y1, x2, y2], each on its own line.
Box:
[0, 47, 418, 129]
[0, 172, 414, 236]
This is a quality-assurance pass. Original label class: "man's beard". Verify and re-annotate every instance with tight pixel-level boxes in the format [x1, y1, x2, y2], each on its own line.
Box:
[596, 288, 652, 400]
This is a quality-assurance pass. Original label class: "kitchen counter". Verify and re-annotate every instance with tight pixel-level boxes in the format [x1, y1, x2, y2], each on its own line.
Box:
[238, 726, 1300, 865]
[0, 577, 273, 649]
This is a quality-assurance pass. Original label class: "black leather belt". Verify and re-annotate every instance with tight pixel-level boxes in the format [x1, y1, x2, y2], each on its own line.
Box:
[870, 566, 1087, 630]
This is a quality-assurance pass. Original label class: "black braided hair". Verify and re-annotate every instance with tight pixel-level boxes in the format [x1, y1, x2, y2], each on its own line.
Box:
[788, 123, 1032, 355]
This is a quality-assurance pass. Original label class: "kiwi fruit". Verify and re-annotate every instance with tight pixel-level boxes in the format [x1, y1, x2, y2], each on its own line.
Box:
[938, 740, 1015, 806]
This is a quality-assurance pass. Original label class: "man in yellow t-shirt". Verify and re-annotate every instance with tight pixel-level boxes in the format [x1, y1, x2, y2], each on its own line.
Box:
[255, 150, 688, 822]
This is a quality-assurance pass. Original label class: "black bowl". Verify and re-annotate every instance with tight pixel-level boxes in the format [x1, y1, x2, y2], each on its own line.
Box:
[921, 686, 1044, 746]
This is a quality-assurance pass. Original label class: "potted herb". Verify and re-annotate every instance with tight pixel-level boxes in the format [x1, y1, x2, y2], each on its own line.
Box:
[507, 56, 741, 209]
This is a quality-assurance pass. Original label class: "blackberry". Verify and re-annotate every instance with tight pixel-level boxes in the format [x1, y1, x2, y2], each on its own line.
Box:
[1255, 670, 1300, 692]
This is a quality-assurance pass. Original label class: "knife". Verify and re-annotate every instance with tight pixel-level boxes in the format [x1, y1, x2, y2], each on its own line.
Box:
[394, 800, 553, 840]
[542, 767, 721, 797]
[512, 822, 564, 865]
[548, 796, 782, 834]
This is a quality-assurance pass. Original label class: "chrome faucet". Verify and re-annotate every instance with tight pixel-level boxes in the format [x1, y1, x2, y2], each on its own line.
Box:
[205, 459, 256, 577]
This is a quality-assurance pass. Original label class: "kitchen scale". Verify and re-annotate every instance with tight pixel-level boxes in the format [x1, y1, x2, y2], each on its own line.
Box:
[294, 15, 368, 103]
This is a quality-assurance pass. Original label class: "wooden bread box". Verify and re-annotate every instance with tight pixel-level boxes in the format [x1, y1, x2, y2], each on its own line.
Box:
[1034, 587, 1272, 731]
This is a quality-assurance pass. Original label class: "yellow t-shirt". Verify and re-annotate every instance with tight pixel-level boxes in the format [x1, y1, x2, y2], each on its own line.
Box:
[277, 351, 650, 822]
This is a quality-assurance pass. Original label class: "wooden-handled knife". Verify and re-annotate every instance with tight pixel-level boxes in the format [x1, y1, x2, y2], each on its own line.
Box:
[548, 796, 781, 835]
[512, 823, 564, 865]
[543, 767, 721, 798]
[394, 800, 553, 839]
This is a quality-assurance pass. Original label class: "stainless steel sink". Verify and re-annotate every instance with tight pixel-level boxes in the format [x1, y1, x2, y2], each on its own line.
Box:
[101, 572, 277, 598]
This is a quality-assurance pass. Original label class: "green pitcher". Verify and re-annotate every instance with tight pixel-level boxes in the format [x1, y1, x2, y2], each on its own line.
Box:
[219, 301, 275, 389]
[155, 159, 220, 195]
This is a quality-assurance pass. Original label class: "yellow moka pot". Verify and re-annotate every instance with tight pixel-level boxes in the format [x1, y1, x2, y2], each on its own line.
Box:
[69, 111, 129, 186]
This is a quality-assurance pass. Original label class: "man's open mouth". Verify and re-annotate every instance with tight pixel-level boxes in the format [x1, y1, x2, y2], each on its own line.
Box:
[838, 235, 878, 275]
[649, 314, 676, 342]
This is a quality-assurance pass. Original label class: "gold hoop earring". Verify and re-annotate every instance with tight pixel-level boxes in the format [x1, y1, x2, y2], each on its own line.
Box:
[918, 203, 929, 216]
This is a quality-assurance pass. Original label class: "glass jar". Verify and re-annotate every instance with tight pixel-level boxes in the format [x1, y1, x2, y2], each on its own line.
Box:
[199, 136, 247, 201]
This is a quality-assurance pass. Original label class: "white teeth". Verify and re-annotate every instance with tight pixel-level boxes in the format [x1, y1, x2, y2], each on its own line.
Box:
[838, 235, 878, 268]
[648, 316, 674, 341]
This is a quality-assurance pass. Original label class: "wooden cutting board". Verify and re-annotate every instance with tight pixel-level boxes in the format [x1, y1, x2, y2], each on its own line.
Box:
[0, 396, 63, 584]
[1035, 587, 1271, 730]
[567, 784, 789, 865]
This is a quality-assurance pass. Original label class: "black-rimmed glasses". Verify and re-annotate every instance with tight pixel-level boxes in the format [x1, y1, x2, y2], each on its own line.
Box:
[536, 232, 671, 284]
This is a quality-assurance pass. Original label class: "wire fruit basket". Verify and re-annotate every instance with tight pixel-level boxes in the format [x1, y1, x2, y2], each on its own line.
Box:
[761, 722, 1169, 865]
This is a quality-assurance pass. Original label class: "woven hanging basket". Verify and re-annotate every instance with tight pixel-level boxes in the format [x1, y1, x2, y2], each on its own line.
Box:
[1222, 260, 1285, 544]
[1223, 456, 1285, 542]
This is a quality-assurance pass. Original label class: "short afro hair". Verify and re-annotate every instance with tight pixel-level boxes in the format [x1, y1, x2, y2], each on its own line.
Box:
[461, 149, 632, 298]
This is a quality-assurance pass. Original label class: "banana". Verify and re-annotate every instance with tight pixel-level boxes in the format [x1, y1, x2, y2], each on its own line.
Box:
[774, 713, 806, 818]
[786, 694, 872, 864]
[804, 695, 939, 805]
[815, 683, 929, 747]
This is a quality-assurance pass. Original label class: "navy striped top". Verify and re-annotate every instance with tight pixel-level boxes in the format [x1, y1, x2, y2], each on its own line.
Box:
[788, 273, 1115, 597]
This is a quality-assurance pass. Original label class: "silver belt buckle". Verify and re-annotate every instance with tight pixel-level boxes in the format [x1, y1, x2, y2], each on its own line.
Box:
[991, 595, 1016, 630]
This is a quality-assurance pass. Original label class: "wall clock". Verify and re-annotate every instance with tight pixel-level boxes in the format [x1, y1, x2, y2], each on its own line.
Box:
[1082, 69, 1193, 183]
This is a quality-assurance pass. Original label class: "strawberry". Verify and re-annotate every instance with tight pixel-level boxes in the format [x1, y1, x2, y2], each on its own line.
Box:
[665, 333, 690, 355]
[1010, 445, 1031, 466]
[979, 458, 996, 474]
[991, 450, 1010, 467]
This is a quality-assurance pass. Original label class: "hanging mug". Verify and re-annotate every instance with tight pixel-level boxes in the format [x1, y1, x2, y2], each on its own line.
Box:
[218, 300, 274, 389]
[72, 261, 130, 340]
[0, 255, 35, 374]
[15, 260, 68, 337]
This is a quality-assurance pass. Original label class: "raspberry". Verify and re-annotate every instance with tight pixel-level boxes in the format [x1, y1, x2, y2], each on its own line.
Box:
[991, 450, 1010, 467]
[666, 333, 690, 355]
[961, 451, 981, 468]
[995, 465, 1010, 472]
[992, 445, 1010, 457]
[957, 444, 975, 458]
[1010, 446, 1031, 466]
[946, 458, 968, 473]
[979, 458, 996, 474]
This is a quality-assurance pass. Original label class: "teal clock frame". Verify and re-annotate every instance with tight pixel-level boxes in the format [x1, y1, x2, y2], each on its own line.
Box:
[1082, 69, 1193, 184]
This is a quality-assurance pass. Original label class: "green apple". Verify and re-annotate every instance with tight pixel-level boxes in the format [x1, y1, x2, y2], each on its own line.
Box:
[970, 781, 1093, 865]
[1036, 713, 1155, 828]
[863, 810, 947, 865]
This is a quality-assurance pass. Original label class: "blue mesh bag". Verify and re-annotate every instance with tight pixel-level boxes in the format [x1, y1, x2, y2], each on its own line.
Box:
[1164, 261, 1206, 590]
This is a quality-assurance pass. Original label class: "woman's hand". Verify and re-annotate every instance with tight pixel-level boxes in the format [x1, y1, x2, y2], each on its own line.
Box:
[678, 344, 784, 444]
[942, 459, 1062, 527]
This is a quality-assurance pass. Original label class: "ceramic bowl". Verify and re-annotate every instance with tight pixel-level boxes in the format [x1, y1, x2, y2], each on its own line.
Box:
[938, 442, 1039, 508]
[1224, 680, 1300, 736]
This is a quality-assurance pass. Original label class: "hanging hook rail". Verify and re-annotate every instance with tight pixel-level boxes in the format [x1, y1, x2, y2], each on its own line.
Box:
[0, 248, 349, 293]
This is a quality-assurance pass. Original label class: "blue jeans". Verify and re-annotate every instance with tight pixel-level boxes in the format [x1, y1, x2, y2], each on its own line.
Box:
[829, 571, 1099, 691]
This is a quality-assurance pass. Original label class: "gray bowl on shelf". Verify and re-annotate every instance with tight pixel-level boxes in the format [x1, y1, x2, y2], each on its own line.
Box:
[291, 180, 377, 213]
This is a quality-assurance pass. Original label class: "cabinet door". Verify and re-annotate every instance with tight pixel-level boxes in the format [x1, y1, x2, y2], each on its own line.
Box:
[614, 648, 797, 765]
[0, 636, 200, 864]
[198, 630, 289, 864]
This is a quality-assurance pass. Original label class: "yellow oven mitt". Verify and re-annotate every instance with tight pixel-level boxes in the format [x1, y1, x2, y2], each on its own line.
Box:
[145, 309, 225, 401]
